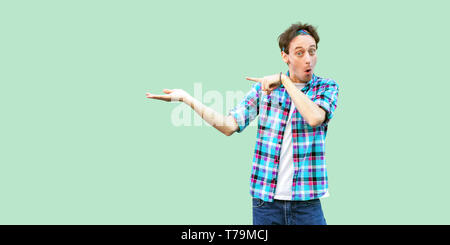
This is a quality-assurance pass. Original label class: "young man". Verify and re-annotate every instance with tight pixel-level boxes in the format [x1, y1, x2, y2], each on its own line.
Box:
[146, 22, 339, 225]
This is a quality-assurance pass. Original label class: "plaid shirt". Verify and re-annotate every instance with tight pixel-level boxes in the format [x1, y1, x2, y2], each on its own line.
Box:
[228, 71, 339, 202]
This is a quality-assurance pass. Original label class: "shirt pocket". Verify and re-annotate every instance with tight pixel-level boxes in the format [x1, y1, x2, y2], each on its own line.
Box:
[259, 95, 283, 131]
[260, 95, 283, 111]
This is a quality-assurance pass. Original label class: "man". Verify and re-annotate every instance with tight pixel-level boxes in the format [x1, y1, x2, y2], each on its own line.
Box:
[146, 21, 339, 225]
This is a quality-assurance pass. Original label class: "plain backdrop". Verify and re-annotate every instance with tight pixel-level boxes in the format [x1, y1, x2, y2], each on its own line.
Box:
[1, 0, 449, 224]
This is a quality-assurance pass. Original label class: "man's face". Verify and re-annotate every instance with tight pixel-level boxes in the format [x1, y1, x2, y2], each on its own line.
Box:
[281, 35, 317, 82]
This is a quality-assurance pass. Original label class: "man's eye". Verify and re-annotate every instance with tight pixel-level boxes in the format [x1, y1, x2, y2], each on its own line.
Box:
[296, 51, 303, 56]
[309, 49, 316, 55]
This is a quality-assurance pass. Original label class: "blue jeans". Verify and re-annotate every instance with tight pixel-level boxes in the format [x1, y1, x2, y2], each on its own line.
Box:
[252, 198, 327, 225]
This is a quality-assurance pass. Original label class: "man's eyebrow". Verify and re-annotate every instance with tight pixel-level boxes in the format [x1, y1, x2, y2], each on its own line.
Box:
[295, 45, 316, 49]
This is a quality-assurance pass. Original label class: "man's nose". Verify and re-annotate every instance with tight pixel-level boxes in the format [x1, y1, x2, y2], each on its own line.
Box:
[304, 53, 311, 64]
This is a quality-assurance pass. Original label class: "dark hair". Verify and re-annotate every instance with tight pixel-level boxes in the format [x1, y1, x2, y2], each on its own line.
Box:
[278, 22, 320, 54]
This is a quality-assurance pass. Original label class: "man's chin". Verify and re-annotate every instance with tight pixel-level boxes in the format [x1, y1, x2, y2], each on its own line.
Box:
[304, 72, 313, 80]
[290, 71, 313, 82]
[299, 74, 312, 82]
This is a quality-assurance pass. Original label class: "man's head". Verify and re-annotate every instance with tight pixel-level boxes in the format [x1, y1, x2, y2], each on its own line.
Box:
[278, 22, 320, 82]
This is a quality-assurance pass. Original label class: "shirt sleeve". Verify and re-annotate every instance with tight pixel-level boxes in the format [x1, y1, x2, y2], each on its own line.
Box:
[312, 79, 339, 125]
[227, 82, 261, 133]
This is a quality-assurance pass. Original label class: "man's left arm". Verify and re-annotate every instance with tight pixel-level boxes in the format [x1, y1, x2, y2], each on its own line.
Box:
[281, 74, 338, 127]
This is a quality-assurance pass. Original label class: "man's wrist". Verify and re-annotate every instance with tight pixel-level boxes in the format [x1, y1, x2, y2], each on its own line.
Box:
[182, 94, 194, 105]
[281, 73, 290, 85]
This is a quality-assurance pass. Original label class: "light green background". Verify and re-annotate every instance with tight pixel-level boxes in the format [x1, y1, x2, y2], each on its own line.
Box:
[1, 0, 449, 225]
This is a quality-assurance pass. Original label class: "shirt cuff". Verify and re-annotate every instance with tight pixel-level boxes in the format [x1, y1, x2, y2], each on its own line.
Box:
[228, 110, 245, 133]
[313, 99, 333, 124]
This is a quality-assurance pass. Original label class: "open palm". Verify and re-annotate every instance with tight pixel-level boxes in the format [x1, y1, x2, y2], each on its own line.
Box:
[146, 89, 189, 102]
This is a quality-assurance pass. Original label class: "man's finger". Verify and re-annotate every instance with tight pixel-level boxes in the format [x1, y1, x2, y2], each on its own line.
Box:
[262, 80, 268, 91]
[163, 89, 173, 94]
[147, 94, 171, 101]
[246, 77, 261, 83]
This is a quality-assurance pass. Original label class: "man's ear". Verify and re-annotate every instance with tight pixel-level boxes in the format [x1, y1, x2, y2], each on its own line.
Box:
[281, 51, 289, 64]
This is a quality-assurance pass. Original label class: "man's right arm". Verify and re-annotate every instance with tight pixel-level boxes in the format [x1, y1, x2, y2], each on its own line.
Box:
[183, 95, 239, 136]
[147, 83, 260, 136]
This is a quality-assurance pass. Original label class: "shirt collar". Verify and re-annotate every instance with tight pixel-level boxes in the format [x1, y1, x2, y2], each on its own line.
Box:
[279, 70, 316, 89]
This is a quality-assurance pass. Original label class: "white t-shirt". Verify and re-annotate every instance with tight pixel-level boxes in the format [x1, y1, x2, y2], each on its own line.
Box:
[274, 82, 329, 200]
